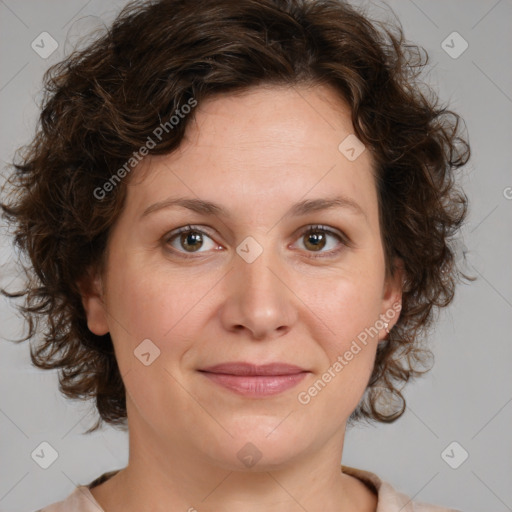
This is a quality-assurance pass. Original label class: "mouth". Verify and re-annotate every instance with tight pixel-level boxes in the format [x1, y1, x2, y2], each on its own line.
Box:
[198, 362, 310, 397]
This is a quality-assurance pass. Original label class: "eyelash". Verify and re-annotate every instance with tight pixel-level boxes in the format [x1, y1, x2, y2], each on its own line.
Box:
[163, 224, 349, 260]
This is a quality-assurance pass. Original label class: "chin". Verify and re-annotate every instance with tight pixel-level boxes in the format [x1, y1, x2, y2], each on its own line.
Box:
[199, 422, 311, 471]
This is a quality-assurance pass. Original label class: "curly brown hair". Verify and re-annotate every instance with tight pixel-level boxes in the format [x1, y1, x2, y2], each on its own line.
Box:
[1, 0, 472, 433]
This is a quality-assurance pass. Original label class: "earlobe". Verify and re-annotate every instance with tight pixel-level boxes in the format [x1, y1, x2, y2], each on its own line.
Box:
[78, 270, 110, 336]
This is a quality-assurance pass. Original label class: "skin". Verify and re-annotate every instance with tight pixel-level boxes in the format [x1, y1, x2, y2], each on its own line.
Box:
[80, 83, 403, 512]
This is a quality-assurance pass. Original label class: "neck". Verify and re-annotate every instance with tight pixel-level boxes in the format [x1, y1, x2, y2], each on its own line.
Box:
[90, 408, 377, 512]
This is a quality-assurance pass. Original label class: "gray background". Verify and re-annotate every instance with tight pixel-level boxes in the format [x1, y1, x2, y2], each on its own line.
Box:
[0, 1, 511, 511]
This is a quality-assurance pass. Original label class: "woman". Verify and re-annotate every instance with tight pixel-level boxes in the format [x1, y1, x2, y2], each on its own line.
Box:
[1, 0, 471, 510]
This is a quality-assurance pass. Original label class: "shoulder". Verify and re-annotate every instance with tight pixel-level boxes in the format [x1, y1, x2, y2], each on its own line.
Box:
[34, 486, 101, 512]
[341, 465, 462, 512]
[35, 470, 120, 512]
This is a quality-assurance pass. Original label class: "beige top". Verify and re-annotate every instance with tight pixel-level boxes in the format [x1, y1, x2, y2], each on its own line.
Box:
[36, 465, 461, 511]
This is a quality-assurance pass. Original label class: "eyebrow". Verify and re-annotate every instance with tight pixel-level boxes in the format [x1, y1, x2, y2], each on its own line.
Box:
[140, 195, 367, 221]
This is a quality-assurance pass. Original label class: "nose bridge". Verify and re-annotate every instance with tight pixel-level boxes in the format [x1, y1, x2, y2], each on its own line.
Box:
[239, 243, 280, 298]
[221, 238, 297, 339]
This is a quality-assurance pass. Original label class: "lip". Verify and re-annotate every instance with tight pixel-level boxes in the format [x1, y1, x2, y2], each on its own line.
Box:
[198, 362, 309, 397]
[199, 362, 307, 376]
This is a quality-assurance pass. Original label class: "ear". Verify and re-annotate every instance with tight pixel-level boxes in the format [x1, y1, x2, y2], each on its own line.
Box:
[379, 257, 405, 337]
[77, 268, 110, 336]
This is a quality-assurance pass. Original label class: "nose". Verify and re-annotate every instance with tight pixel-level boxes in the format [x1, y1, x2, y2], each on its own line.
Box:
[219, 245, 298, 341]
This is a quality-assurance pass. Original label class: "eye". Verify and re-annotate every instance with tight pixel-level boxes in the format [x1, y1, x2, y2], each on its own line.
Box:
[291, 224, 348, 259]
[163, 224, 348, 259]
[164, 225, 220, 258]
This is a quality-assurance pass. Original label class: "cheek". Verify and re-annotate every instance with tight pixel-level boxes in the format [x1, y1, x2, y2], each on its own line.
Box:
[310, 271, 384, 339]
[107, 254, 208, 334]
[103, 265, 208, 415]
[303, 292, 380, 423]
[103, 257, 211, 375]
[307, 273, 383, 385]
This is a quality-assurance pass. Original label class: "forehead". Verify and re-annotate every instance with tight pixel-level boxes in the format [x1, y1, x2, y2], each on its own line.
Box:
[127, 84, 378, 222]
[187, 84, 352, 142]
[175, 84, 362, 163]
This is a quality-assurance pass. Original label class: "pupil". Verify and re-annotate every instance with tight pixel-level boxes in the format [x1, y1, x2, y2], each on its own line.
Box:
[307, 231, 325, 251]
[182, 232, 202, 251]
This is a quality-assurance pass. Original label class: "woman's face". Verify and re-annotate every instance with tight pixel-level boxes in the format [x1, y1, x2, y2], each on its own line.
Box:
[82, 84, 402, 470]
